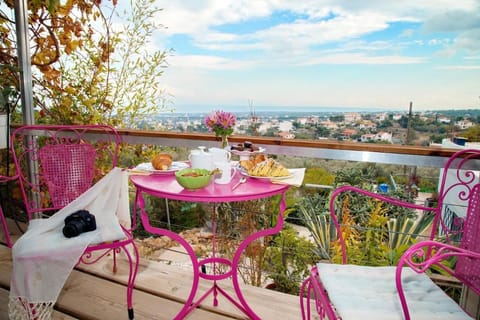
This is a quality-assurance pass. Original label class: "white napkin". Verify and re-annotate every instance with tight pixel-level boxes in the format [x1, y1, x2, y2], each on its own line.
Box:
[271, 168, 305, 186]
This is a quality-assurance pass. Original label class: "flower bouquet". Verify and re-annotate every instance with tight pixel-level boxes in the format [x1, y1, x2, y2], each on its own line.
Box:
[205, 110, 236, 148]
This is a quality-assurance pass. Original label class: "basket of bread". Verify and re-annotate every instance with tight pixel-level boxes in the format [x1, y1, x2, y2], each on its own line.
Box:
[239, 155, 291, 178]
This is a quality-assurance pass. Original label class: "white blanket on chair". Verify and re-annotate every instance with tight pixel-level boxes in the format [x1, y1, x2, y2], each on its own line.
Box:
[9, 167, 131, 320]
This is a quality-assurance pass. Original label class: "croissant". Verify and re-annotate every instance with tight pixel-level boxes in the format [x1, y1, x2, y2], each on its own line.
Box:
[151, 153, 173, 170]
[239, 160, 255, 171]
[252, 154, 266, 164]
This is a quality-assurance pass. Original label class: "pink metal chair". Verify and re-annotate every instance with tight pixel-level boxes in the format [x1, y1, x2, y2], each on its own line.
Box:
[300, 149, 480, 320]
[10, 124, 139, 319]
[0, 174, 17, 248]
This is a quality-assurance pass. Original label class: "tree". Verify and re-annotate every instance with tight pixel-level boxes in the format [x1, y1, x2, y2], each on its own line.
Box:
[315, 125, 331, 138]
[330, 114, 345, 122]
[1, 0, 170, 126]
[377, 119, 393, 129]
[463, 125, 480, 142]
[397, 115, 408, 129]
[1, 1, 108, 119]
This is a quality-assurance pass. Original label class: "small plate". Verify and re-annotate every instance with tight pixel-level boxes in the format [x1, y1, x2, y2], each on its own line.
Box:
[136, 161, 189, 174]
[239, 168, 293, 181]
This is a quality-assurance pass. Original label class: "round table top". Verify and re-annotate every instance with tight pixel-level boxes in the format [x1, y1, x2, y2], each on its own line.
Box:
[130, 172, 289, 203]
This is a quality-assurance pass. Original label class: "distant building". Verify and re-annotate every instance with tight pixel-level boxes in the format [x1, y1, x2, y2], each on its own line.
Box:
[437, 116, 451, 124]
[376, 131, 393, 143]
[358, 120, 377, 130]
[344, 112, 362, 123]
[360, 131, 392, 143]
[306, 116, 320, 125]
[320, 120, 338, 130]
[375, 112, 389, 121]
[455, 119, 474, 130]
[297, 117, 309, 125]
[278, 120, 294, 132]
[340, 128, 357, 140]
[257, 122, 273, 134]
[360, 133, 376, 142]
[278, 131, 295, 139]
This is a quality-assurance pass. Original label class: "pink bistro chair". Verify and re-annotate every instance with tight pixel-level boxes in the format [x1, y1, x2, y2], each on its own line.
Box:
[10, 124, 139, 319]
[0, 174, 18, 248]
[300, 149, 480, 320]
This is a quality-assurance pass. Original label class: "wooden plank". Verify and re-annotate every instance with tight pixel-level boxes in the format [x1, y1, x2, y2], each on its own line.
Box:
[57, 270, 233, 320]
[0, 245, 234, 320]
[0, 217, 23, 247]
[461, 286, 480, 319]
[0, 287, 78, 320]
[1, 221, 304, 320]
[78, 251, 303, 320]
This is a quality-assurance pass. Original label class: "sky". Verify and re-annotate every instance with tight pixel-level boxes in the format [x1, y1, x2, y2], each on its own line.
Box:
[149, 1, 480, 112]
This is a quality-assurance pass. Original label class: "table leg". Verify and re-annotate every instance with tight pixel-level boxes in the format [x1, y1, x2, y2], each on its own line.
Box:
[230, 192, 287, 320]
[135, 191, 200, 319]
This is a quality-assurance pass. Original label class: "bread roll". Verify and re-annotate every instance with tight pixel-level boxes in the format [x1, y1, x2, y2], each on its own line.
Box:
[152, 153, 173, 170]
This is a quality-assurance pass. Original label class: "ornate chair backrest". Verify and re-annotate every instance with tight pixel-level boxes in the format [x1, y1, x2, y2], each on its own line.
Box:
[11, 125, 121, 220]
[329, 149, 480, 265]
[432, 149, 480, 246]
[455, 183, 480, 295]
[39, 143, 97, 207]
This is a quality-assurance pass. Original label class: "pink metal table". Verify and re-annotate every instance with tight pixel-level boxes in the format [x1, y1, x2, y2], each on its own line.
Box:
[131, 171, 289, 319]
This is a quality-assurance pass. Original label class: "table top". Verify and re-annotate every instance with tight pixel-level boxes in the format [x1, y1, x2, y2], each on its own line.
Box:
[130, 172, 289, 203]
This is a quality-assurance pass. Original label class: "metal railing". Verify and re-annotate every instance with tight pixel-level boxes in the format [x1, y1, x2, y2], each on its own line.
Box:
[116, 128, 460, 168]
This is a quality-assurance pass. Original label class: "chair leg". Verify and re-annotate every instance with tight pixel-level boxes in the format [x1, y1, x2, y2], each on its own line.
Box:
[0, 207, 12, 248]
[124, 241, 139, 320]
[113, 248, 118, 273]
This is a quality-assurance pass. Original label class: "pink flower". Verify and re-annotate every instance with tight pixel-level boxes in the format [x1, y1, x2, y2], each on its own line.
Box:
[205, 110, 236, 137]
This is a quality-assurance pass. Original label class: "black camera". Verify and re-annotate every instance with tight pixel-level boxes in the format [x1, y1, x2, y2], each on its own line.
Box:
[62, 210, 97, 238]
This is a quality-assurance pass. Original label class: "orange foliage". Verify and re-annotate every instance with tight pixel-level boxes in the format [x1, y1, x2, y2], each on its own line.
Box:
[1, 0, 115, 84]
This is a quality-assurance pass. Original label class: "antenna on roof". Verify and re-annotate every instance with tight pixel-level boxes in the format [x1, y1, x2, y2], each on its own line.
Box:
[248, 99, 258, 135]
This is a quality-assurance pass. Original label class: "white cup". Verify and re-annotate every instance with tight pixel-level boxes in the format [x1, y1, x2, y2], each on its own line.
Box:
[214, 161, 236, 184]
[209, 147, 231, 163]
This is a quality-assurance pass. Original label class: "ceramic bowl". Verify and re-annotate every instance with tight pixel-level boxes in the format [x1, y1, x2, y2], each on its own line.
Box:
[175, 168, 212, 190]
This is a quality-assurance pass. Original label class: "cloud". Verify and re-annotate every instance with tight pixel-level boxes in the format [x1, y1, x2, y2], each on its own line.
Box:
[454, 29, 480, 53]
[302, 53, 425, 65]
[155, 1, 480, 65]
[254, 11, 390, 49]
[168, 54, 256, 70]
[423, 10, 480, 32]
[423, 10, 480, 54]
[436, 65, 480, 70]
[152, 1, 479, 109]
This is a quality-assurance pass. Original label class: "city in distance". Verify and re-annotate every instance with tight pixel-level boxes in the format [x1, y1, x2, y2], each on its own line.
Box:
[139, 105, 480, 147]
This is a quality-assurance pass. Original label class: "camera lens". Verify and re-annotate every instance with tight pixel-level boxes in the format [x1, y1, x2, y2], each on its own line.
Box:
[62, 220, 84, 238]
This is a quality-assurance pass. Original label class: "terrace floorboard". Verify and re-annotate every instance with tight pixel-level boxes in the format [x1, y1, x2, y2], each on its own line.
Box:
[0, 219, 306, 320]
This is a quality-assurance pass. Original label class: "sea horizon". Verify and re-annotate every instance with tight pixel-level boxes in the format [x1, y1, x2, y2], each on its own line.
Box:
[167, 104, 405, 114]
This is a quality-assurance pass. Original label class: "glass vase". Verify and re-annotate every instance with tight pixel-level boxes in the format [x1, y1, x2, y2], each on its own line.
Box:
[221, 135, 229, 149]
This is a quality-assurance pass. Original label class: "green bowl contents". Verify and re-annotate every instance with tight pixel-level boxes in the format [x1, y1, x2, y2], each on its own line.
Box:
[175, 168, 212, 190]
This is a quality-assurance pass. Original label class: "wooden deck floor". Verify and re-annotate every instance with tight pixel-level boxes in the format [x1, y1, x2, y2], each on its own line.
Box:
[0, 220, 307, 320]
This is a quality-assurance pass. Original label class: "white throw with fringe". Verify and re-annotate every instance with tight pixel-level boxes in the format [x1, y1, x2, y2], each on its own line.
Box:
[9, 167, 130, 320]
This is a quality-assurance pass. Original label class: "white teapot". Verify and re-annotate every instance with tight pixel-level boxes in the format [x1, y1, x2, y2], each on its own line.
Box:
[188, 146, 213, 170]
